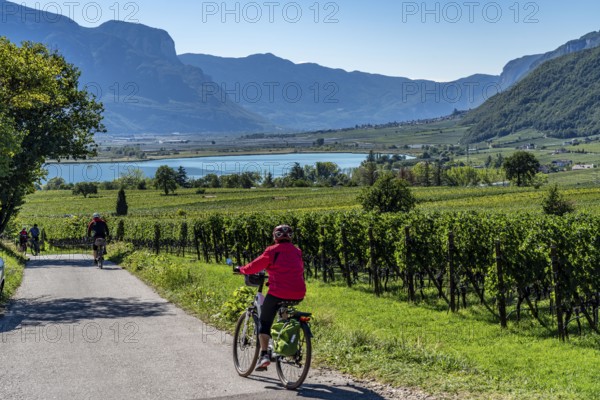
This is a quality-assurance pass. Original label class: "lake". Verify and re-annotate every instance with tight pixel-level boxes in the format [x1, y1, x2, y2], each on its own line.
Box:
[43, 153, 380, 184]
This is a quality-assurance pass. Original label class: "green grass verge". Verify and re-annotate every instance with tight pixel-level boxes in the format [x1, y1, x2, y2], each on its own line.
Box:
[111, 246, 600, 400]
[0, 242, 27, 306]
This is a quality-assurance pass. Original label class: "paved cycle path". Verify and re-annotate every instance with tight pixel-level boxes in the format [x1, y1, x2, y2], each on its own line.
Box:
[0, 254, 402, 400]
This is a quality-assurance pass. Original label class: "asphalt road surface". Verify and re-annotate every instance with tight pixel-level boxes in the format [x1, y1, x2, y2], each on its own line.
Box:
[0, 254, 402, 400]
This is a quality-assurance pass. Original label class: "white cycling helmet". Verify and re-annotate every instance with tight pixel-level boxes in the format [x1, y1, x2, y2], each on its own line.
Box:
[93, 213, 101, 218]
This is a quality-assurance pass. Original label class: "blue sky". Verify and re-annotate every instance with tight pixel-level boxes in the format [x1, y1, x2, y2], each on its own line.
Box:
[16, 0, 600, 81]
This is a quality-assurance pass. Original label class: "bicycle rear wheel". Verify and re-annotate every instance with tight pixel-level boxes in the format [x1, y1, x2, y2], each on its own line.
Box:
[98, 246, 104, 269]
[233, 311, 259, 377]
[275, 322, 312, 390]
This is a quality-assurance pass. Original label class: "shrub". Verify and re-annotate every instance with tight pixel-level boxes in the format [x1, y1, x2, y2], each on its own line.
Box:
[359, 172, 416, 213]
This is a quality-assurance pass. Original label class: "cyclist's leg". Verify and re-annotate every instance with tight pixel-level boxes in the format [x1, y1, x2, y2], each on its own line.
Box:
[259, 294, 283, 351]
[92, 241, 98, 263]
[255, 294, 282, 370]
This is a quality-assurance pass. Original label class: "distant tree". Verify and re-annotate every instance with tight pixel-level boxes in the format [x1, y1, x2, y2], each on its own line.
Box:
[117, 168, 145, 189]
[288, 163, 305, 180]
[315, 162, 340, 180]
[433, 161, 443, 186]
[240, 172, 261, 189]
[262, 172, 274, 188]
[221, 174, 241, 188]
[366, 150, 376, 163]
[354, 161, 378, 186]
[154, 165, 177, 195]
[72, 182, 98, 198]
[503, 151, 540, 187]
[485, 155, 493, 168]
[359, 172, 416, 213]
[493, 153, 504, 168]
[116, 188, 128, 216]
[412, 162, 432, 187]
[542, 184, 575, 216]
[204, 173, 221, 188]
[44, 177, 67, 190]
[176, 166, 189, 188]
[446, 166, 480, 187]
[315, 138, 325, 146]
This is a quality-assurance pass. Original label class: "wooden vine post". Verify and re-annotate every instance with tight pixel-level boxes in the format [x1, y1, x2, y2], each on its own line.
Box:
[495, 240, 507, 329]
[233, 229, 242, 266]
[448, 231, 457, 313]
[320, 225, 327, 283]
[153, 223, 161, 255]
[551, 245, 565, 341]
[405, 226, 416, 302]
[340, 224, 353, 288]
[368, 226, 381, 296]
[179, 221, 188, 257]
[193, 225, 201, 261]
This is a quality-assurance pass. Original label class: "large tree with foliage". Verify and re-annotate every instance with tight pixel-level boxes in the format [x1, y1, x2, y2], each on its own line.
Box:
[154, 165, 178, 195]
[503, 151, 541, 187]
[72, 182, 98, 198]
[358, 172, 416, 213]
[0, 38, 104, 234]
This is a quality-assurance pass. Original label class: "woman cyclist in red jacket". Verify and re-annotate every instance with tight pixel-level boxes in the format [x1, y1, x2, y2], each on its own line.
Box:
[234, 224, 306, 371]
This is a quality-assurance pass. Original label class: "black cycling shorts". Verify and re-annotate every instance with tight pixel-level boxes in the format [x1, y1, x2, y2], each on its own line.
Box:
[259, 294, 303, 336]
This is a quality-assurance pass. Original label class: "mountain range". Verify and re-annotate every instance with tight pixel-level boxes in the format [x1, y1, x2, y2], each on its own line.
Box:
[180, 31, 600, 131]
[463, 44, 600, 143]
[2, 0, 600, 135]
[0, 0, 270, 134]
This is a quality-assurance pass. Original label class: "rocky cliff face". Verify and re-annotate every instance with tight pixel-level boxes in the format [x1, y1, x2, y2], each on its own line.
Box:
[0, 1, 270, 134]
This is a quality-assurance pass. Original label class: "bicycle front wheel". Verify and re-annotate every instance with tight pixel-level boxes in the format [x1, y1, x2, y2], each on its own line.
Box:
[233, 311, 259, 377]
[276, 322, 312, 390]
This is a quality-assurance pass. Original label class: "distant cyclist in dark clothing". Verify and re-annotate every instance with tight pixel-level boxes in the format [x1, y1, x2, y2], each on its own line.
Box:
[87, 213, 109, 265]
[29, 224, 41, 255]
[18, 228, 29, 251]
[29, 224, 40, 240]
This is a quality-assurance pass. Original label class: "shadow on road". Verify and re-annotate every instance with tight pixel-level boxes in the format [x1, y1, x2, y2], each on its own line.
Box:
[225, 374, 388, 400]
[25, 256, 98, 269]
[0, 296, 173, 333]
[297, 383, 387, 400]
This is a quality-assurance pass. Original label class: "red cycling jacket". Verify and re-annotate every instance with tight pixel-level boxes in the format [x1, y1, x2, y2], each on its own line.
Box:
[240, 242, 306, 300]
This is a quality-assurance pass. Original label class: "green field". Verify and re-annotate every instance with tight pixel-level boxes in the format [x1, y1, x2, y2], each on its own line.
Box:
[16, 185, 600, 226]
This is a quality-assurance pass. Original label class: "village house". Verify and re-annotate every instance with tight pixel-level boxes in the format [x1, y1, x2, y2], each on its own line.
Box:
[551, 160, 573, 169]
[572, 164, 595, 170]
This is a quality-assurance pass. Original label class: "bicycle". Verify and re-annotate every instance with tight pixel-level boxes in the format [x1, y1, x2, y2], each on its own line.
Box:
[232, 270, 313, 390]
[29, 238, 40, 256]
[18, 240, 27, 255]
[94, 238, 107, 269]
